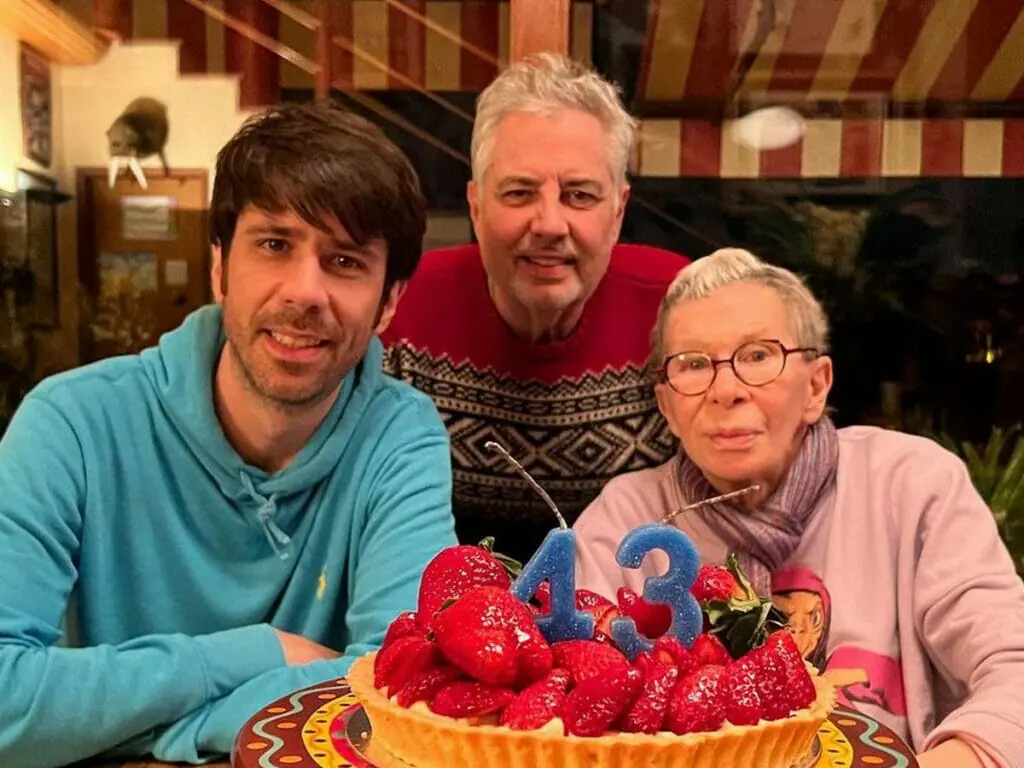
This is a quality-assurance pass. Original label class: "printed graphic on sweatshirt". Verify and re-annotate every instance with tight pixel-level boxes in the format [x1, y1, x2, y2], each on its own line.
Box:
[772, 567, 907, 718]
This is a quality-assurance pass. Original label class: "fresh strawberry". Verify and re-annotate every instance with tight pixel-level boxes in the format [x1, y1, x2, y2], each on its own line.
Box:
[373, 635, 440, 694]
[416, 542, 515, 630]
[381, 611, 422, 651]
[691, 564, 741, 603]
[692, 632, 732, 667]
[749, 644, 790, 720]
[533, 582, 552, 613]
[632, 650, 655, 675]
[617, 588, 673, 638]
[435, 626, 519, 686]
[576, 589, 613, 610]
[396, 665, 463, 708]
[516, 634, 553, 687]
[562, 665, 643, 737]
[761, 630, 816, 711]
[723, 654, 764, 725]
[499, 669, 571, 730]
[434, 586, 543, 641]
[430, 680, 516, 718]
[433, 586, 547, 686]
[591, 604, 620, 643]
[527, 585, 618, 642]
[666, 664, 727, 734]
[618, 662, 680, 734]
[551, 639, 630, 685]
[652, 635, 699, 676]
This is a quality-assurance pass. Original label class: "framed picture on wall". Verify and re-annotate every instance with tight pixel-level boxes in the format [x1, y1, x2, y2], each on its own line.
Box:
[20, 43, 52, 168]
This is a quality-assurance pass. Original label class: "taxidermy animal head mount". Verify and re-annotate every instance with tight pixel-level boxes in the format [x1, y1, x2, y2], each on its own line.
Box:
[107, 97, 170, 190]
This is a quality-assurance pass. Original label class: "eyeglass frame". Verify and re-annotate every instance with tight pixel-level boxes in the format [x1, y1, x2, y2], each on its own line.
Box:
[656, 339, 824, 396]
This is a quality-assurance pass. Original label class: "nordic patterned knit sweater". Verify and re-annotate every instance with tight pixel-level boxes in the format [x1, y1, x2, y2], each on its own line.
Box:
[380, 243, 689, 563]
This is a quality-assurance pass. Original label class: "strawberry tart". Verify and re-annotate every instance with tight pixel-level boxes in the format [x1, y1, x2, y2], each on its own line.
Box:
[347, 539, 836, 768]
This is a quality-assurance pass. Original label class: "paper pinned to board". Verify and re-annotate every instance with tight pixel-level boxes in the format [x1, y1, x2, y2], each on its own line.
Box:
[164, 259, 188, 287]
[121, 195, 176, 241]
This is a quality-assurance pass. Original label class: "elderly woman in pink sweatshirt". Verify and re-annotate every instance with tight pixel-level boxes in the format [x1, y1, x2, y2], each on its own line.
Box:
[573, 247, 1024, 768]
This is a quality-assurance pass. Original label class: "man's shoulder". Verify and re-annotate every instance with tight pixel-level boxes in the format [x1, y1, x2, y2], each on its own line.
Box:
[382, 244, 486, 343]
[606, 243, 690, 288]
[368, 368, 449, 435]
[29, 354, 151, 416]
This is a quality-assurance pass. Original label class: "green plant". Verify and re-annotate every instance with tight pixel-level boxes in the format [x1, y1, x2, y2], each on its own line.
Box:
[925, 424, 1024, 577]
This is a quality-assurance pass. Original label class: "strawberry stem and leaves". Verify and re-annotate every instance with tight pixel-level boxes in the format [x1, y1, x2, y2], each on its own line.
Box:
[478, 536, 523, 579]
[703, 554, 789, 659]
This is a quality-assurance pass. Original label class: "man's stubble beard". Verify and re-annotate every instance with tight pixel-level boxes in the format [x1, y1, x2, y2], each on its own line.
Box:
[227, 338, 340, 413]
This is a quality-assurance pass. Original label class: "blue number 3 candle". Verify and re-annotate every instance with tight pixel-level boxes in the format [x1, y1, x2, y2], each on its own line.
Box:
[610, 523, 702, 659]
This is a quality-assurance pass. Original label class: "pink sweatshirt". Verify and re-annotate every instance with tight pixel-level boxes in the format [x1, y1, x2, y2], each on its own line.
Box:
[574, 426, 1024, 767]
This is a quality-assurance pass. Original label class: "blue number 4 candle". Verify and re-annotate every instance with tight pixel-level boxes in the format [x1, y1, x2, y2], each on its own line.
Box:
[510, 527, 594, 642]
[486, 441, 594, 643]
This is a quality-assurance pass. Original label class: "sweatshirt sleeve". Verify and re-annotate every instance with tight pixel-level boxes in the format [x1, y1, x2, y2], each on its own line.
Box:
[0, 395, 285, 768]
[911, 450, 1024, 767]
[149, 393, 458, 762]
[346, 394, 458, 652]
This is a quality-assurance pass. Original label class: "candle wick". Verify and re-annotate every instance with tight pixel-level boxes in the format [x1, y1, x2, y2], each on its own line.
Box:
[484, 440, 568, 530]
[661, 484, 761, 524]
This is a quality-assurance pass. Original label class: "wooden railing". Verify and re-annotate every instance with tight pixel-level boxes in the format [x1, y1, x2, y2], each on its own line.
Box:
[84, 0, 705, 248]
[177, 0, 482, 166]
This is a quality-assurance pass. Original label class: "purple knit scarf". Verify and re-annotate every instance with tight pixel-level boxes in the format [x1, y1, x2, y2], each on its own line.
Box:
[677, 417, 840, 595]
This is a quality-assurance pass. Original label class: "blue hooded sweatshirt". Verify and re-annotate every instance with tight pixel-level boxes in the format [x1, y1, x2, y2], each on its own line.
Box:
[0, 305, 457, 767]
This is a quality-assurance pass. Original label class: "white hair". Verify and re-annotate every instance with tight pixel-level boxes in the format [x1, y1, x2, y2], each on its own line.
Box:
[650, 248, 830, 368]
[471, 52, 637, 189]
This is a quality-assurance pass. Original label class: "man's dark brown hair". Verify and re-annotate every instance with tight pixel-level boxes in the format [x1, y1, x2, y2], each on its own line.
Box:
[210, 101, 427, 293]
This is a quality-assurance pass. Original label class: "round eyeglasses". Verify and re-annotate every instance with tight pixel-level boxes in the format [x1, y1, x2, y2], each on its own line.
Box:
[659, 339, 822, 396]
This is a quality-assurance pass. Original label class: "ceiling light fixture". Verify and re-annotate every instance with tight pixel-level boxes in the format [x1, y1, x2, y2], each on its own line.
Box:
[731, 106, 806, 151]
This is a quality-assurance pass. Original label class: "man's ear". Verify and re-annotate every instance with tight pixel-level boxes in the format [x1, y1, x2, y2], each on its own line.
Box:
[374, 281, 408, 335]
[611, 183, 631, 242]
[467, 180, 481, 237]
[211, 244, 225, 302]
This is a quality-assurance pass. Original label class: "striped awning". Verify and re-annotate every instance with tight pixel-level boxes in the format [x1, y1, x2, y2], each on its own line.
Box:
[56, 0, 595, 92]
[636, 117, 1024, 178]
[640, 0, 1024, 107]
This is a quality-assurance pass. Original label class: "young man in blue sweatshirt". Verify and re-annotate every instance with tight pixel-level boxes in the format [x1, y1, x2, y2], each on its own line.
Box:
[0, 102, 457, 767]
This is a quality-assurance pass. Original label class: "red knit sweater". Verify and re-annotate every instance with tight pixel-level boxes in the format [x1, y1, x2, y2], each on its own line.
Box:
[381, 243, 689, 561]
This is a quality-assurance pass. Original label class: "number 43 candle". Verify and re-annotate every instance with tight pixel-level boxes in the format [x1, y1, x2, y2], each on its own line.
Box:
[487, 441, 707, 654]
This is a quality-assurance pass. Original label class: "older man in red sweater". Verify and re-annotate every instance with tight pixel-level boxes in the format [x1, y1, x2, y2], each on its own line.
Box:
[381, 53, 688, 562]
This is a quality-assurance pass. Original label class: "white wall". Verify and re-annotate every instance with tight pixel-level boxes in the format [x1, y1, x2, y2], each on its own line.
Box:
[52, 39, 253, 195]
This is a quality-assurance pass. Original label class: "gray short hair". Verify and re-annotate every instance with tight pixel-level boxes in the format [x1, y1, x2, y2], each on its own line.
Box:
[650, 248, 830, 369]
[471, 52, 637, 189]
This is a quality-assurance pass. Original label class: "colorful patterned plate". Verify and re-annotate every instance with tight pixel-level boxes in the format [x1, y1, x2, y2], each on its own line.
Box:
[233, 678, 918, 768]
